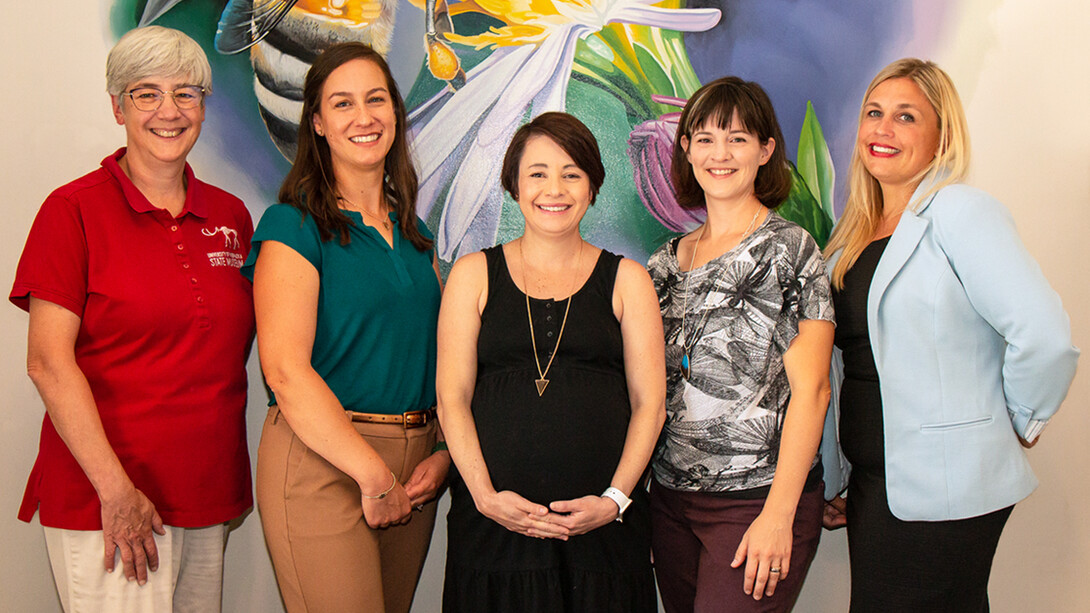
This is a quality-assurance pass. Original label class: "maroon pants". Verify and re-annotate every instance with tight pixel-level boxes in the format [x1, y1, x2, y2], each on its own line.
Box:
[650, 480, 823, 613]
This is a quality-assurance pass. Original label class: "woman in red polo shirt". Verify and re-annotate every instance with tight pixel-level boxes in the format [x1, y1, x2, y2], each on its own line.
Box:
[9, 26, 254, 612]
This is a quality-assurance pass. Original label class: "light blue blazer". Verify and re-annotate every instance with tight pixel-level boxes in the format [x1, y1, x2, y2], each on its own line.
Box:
[821, 180, 1078, 521]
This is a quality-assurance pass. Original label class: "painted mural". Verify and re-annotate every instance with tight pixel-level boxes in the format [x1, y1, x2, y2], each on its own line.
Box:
[113, 0, 948, 265]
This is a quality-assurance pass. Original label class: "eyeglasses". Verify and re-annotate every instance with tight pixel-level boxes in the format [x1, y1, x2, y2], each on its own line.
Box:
[122, 86, 206, 111]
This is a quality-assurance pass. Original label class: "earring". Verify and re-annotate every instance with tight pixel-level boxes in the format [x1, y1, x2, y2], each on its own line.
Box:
[316, 127, 324, 137]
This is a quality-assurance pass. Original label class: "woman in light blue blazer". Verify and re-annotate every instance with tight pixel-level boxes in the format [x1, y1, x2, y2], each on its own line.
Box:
[819, 58, 1078, 612]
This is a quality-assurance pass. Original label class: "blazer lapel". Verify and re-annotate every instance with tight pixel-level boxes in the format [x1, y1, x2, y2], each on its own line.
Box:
[867, 182, 941, 352]
[868, 213, 928, 318]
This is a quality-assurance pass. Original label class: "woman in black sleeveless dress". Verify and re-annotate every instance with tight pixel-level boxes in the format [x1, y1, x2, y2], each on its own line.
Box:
[436, 113, 666, 612]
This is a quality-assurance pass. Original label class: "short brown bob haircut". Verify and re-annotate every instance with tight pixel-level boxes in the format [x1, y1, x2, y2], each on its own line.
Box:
[672, 76, 791, 209]
[500, 112, 606, 205]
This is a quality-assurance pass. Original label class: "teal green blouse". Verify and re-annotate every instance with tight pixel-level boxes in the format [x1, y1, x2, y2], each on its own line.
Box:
[242, 204, 440, 414]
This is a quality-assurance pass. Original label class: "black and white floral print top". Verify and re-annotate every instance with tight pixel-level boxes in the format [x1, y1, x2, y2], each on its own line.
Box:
[647, 212, 834, 493]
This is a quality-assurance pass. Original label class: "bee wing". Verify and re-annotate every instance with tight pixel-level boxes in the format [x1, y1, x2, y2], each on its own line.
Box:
[215, 0, 299, 55]
[138, 0, 185, 26]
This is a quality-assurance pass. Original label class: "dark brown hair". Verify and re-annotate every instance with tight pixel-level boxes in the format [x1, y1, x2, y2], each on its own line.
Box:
[671, 76, 791, 209]
[500, 112, 606, 205]
[277, 42, 432, 251]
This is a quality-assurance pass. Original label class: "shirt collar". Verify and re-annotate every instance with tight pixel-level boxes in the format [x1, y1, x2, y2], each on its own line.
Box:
[101, 147, 208, 219]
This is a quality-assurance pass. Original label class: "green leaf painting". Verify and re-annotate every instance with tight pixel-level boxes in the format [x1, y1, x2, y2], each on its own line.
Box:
[796, 101, 836, 220]
[780, 162, 834, 249]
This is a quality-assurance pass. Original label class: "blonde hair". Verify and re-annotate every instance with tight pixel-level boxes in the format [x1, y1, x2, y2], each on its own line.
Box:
[825, 58, 971, 289]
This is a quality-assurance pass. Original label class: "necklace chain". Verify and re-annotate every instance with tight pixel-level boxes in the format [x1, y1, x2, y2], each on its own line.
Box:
[521, 239, 582, 397]
[337, 195, 391, 231]
[678, 205, 763, 379]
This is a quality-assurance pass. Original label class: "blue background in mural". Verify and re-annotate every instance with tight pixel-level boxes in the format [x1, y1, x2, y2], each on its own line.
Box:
[684, 0, 945, 203]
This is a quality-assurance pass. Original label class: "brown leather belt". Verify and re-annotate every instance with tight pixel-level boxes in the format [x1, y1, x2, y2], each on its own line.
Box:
[347, 407, 437, 429]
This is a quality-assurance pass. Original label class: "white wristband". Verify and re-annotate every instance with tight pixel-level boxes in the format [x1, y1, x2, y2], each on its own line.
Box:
[601, 487, 632, 522]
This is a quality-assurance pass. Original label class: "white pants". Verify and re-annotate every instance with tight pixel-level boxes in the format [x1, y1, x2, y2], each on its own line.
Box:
[43, 523, 228, 613]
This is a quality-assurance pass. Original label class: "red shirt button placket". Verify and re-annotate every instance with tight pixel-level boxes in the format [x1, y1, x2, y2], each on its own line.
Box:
[177, 224, 188, 268]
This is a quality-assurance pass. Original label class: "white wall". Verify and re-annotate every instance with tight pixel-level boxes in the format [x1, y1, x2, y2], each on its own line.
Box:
[2, 2, 1086, 611]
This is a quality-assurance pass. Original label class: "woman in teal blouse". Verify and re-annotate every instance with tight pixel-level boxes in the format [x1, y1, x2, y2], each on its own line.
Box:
[243, 43, 449, 613]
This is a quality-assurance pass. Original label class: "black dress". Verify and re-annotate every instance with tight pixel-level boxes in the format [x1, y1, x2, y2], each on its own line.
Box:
[443, 246, 657, 613]
[832, 237, 1011, 613]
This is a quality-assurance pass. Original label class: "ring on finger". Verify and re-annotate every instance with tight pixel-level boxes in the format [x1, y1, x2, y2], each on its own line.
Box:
[769, 567, 781, 574]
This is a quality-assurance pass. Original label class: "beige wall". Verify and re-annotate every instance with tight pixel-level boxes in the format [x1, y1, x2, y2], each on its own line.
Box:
[2, 1, 1086, 611]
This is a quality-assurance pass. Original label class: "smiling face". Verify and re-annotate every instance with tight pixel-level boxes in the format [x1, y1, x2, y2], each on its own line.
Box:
[681, 110, 774, 208]
[311, 58, 396, 177]
[858, 77, 942, 192]
[112, 74, 204, 167]
[516, 135, 592, 237]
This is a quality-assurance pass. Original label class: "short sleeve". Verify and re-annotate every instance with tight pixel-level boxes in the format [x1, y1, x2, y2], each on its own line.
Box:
[773, 226, 835, 353]
[241, 204, 322, 281]
[794, 233, 835, 323]
[236, 200, 255, 250]
[645, 239, 674, 296]
[9, 193, 89, 315]
[415, 216, 435, 242]
[415, 216, 436, 260]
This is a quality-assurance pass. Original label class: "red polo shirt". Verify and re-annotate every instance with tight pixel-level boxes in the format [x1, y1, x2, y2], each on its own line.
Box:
[10, 149, 256, 529]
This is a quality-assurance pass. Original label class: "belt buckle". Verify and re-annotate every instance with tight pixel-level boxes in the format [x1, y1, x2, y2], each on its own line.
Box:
[403, 411, 427, 429]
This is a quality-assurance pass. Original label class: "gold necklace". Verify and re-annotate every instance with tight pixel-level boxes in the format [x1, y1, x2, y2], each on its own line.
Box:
[520, 239, 582, 397]
[336, 195, 391, 231]
[678, 205, 763, 380]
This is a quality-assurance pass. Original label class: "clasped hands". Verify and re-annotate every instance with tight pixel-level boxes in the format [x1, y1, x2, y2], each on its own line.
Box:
[360, 450, 451, 529]
[479, 490, 620, 540]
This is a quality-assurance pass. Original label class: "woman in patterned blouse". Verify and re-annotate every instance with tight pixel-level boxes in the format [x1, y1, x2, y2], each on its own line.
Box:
[646, 76, 835, 612]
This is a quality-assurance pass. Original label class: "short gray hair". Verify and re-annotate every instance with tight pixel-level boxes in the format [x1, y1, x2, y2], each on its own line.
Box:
[106, 26, 213, 97]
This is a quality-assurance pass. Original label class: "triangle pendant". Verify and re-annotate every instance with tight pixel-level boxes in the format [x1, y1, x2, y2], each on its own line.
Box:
[535, 378, 549, 396]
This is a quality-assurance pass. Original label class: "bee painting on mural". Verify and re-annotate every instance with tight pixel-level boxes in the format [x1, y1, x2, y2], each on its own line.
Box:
[139, 0, 464, 160]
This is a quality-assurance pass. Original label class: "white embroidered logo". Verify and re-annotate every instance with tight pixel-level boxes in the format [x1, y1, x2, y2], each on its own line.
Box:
[203, 225, 244, 268]
[202, 226, 240, 250]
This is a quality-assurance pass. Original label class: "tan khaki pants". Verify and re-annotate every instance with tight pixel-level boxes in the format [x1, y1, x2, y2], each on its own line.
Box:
[256, 406, 438, 613]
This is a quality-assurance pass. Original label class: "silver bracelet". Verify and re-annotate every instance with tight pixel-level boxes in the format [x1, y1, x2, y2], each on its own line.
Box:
[362, 470, 397, 500]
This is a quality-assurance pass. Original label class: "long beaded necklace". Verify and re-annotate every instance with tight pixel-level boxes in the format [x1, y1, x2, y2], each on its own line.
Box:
[521, 239, 582, 396]
[678, 206, 762, 380]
